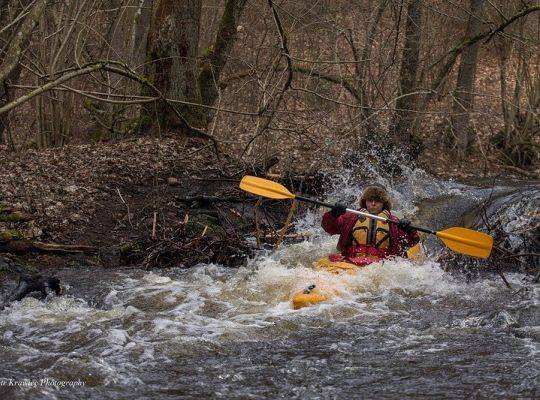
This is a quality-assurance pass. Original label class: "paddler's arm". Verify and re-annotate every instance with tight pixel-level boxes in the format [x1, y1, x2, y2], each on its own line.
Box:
[396, 219, 420, 247]
[387, 215, 420, 256]
[321, 204, 347, 234]
[405, 229, 420, 248]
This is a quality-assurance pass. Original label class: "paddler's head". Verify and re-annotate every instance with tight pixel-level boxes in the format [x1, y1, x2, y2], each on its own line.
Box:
[360, 184, 392, 214]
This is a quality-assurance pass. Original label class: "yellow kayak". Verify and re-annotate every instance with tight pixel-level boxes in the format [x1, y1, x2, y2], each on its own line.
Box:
[291, 243, 422, 309]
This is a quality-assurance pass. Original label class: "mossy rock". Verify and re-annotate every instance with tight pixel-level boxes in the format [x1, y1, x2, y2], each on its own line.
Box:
[0, 230, 26, 241]
[0, 212, 23, 223]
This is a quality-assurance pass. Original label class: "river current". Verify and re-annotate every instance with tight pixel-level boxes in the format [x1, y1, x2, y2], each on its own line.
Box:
[1, 170, 538, 399]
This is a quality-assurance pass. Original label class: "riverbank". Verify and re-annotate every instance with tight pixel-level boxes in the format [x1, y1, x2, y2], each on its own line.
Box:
[0, 137, 315, 276]
[0, 136, 537, 277]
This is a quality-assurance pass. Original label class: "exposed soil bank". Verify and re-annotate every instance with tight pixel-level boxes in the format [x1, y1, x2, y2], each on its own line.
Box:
[0, 137, 536, 279]
[0, 138, 310, 277]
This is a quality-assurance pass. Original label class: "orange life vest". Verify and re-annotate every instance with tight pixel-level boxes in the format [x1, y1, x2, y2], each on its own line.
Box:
[350, 210, 391, 249]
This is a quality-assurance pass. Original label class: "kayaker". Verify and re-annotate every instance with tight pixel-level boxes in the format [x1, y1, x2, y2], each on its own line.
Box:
[321, 184, 420, 264]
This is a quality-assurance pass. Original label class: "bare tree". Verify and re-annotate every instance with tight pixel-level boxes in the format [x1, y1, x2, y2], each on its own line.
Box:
[390, 0, 423, 155]
[0, 0, 49, 146]
[198, 0, 248, 112]
[0, 0, 536, 176]
[143, 0, 248, 135]
[450, 0, 485, 157]
[0, 0, 11, 144]
[144, 0, 203, 132]
[492, 1, 539, 167]
[353, 0, 389, 133]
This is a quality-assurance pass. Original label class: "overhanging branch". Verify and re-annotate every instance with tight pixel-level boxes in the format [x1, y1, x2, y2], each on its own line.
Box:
[0, 60, 221, 151]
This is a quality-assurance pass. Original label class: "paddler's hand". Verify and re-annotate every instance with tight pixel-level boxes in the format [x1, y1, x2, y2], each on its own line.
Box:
[397, 219, 414, 233]
[330, 203, 347, 218]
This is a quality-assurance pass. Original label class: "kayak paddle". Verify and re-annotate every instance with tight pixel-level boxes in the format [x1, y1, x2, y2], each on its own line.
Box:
[239, 175, 493, 259]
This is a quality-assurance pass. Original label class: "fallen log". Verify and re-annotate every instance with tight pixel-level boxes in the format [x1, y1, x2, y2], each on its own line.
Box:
[174, 195, 258, 206]
[0, 240, 97, 255]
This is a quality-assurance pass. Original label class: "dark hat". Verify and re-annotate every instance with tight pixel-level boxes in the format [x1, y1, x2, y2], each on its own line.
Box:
[360, 185, 392, 211]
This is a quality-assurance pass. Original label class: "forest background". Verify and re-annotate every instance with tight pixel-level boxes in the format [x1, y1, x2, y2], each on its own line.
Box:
[0, 0, 538, 270]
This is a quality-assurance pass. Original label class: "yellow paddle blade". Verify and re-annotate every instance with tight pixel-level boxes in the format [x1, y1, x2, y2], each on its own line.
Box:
[436, 227, 493, 258]
[239, 175, 295, 200]
[407, 243, 422, 259]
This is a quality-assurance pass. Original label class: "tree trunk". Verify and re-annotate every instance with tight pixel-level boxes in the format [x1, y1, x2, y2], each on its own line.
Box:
[130, 0, 152, 67]
[357, 0, 389, 132]
[0, 0, 13, 86]
[143, 0, 248, 134]
[495, 35, 512, 135]
[198, 0, 248, 118]
[0, 0, 8, 143]
[390, 0, 422, 155]
[0, 0, 48, 145]
[0, 0, 48, 83]
[144, 0, 203, 133]
[451, 0, 485, 156]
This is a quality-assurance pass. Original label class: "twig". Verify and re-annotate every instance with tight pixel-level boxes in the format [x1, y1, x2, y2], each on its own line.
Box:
[116, 188, 133, 227]
[152, 211, 157, 240]
[191, 177, 241, 183]
[484, 6, 540, 43]
[254, 197, 262, 248]
[242, 1, 293, 156]
[275, 199, 297, 249]
[0, 60, 223, 157]
[497, 270, 512, 289]
[498, 252, 540, 260]
[187, 143, 213, 156]
[174, 195, 258, 205]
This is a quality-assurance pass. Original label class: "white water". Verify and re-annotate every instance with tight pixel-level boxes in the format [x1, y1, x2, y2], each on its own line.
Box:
[1, 170, 538, 399]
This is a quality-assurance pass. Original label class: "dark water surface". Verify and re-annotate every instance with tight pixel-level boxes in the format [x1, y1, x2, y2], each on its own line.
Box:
[1, 253, 538, 399]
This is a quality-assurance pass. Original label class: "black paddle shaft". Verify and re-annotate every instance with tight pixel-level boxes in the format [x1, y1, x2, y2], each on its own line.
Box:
[294, 195, 435, 235]
[295, 195, 335, 210]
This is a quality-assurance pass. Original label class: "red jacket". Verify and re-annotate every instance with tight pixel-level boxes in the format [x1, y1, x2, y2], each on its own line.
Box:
[321, 211, 420, 258]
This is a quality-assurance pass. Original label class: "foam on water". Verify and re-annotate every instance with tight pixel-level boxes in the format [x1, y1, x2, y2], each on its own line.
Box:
[0, 237, 523, 348]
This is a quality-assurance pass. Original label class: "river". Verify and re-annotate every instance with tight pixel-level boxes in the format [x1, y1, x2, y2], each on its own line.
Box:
[1, 170, 538, 399]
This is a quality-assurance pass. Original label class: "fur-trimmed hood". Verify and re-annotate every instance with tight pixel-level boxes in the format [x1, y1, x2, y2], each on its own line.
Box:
[360, 185, 392, 211]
